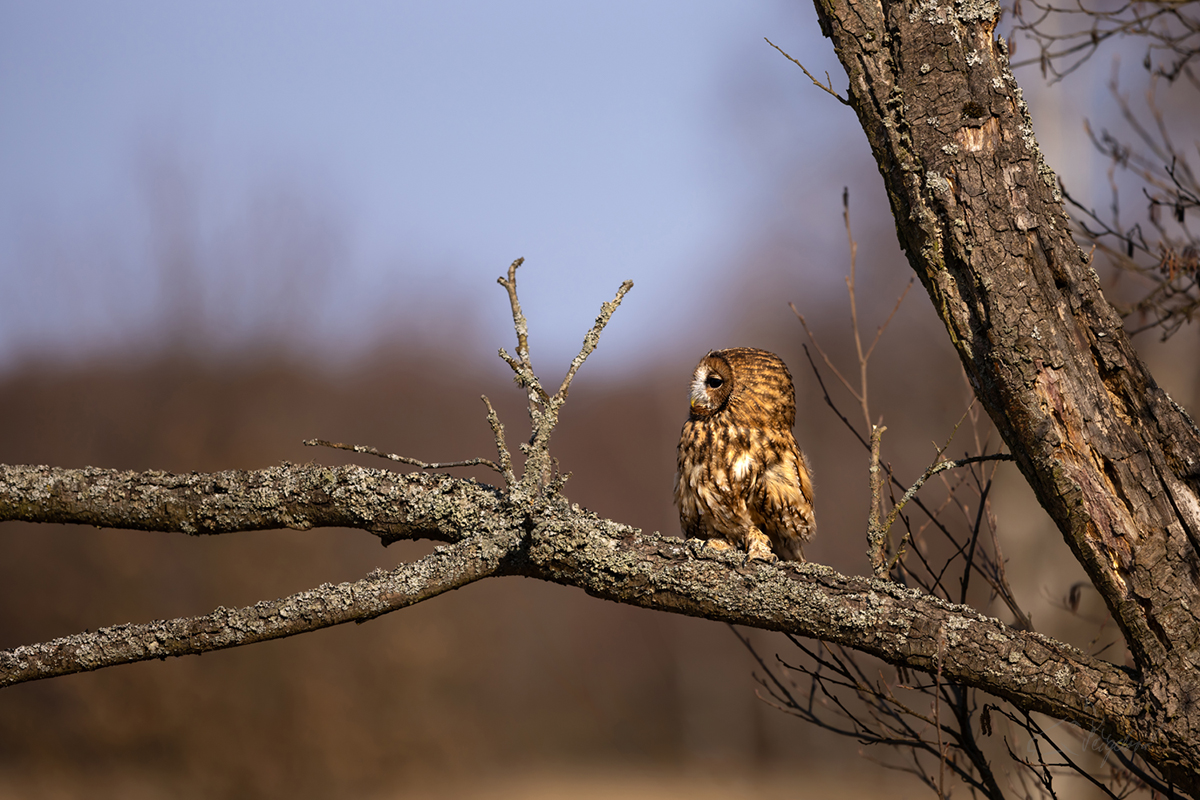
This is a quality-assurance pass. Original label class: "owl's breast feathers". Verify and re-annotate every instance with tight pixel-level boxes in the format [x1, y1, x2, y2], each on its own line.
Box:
[675, 420, 815, 558]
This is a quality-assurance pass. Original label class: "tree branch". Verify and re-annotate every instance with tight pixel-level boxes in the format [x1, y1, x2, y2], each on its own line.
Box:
[0, 463, 504, 545]
[0, 464, 1144, 751]
[301, 438, 502, 474]
[2, 226, 1196, 790]
[1, 525, 520, 687]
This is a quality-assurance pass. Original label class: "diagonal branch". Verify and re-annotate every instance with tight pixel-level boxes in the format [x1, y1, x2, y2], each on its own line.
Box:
[556, 278, 634, 400]
[0, 527, 520, 687]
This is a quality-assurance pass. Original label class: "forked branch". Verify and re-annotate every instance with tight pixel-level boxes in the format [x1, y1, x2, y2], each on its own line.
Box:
[493, 257, 633, 497]
[300, 257, 633, 497]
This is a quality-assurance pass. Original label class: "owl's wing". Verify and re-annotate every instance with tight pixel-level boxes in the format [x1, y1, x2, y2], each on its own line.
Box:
[755, 448, 815, 561]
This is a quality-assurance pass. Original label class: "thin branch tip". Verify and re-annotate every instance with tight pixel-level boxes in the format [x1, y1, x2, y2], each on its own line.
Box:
[555, 278, 635, 400]
[303, 438, 501, 474]
[765, 37, 851, 105]
[481, 395, 516, 487]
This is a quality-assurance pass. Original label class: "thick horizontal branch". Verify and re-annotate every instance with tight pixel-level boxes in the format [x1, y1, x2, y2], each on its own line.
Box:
[1, 464, 1145, 751]
[0, 529, 520, 687]
[0, 463, 504, 545]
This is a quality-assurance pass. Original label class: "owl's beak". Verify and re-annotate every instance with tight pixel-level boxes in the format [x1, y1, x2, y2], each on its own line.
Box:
[689, 398, 701, 413]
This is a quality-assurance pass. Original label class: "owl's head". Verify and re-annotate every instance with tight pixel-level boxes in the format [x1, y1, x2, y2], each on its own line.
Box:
[687, 347, 795, 428]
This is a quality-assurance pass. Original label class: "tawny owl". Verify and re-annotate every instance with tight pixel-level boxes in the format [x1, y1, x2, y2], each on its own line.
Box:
[674, 347, 815, 561]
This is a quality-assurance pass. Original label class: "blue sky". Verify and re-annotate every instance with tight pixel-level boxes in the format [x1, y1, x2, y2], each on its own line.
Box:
[0, 2, 1112, 376]
[0, 2, 883, 373]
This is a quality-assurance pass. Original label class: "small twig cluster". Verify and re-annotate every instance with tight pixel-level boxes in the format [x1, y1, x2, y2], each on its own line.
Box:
[1006, 0, 1200, 82]
[787, 190, 1017, 582]
[1002, 0, 1199, 340]
[737, 629, 1007, 798]
[1001, 702, 1182, 798]
[1060, 69, 1199, 339]
[306, 257, 633, 508]
[493, 258, 634, 501]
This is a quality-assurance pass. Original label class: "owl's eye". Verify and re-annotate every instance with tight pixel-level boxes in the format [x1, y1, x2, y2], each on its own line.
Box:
[705, 374, 724, 389]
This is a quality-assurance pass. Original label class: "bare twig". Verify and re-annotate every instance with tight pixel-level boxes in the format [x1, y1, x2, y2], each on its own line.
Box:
[303, 439, 501, 473]
[844, 188, 872, 434]
[793, 306, 863, 412]
[867, 423, 890, 578]
[800, 343, 869, 450]
[556, 279, 634, 400]
[795, 190, 915, 441]
[765, 37, 851, 105]
[880, 454, 1015, 560]
[865, 278, 916, 364]
[934, 631, 946, 799]
[482, 394, 516, 487]
[496, 257, 542, 397]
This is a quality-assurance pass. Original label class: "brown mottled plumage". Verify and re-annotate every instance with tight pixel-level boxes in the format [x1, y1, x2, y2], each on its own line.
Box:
[674, 348, 815, 561]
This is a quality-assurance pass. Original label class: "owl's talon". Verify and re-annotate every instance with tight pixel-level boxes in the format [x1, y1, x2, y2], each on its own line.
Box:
[746, 542, 778, 563]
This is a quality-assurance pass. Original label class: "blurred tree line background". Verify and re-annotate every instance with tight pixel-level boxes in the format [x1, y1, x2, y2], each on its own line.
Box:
[1, 3, 1198, 798]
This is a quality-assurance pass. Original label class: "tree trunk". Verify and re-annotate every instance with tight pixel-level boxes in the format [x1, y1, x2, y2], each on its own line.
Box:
[812, 0, 1200, 789]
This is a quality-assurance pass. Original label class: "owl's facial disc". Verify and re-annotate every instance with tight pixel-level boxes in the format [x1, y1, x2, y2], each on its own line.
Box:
[688, 360, 730, 416]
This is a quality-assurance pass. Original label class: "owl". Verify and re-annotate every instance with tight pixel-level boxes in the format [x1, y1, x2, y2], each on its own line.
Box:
[674, 347, 815, 562]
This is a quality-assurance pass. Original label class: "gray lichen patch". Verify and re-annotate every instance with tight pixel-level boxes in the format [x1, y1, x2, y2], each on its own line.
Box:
[927, 170, 953, 195]
[908, 0, 945, 24]
[955, 0, 1000, 22]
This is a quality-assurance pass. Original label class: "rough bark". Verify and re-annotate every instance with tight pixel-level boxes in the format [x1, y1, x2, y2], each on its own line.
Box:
[811, 0, 1200, 790]
[0, 463, 501, 544]
[0, 464, 1140, 745]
